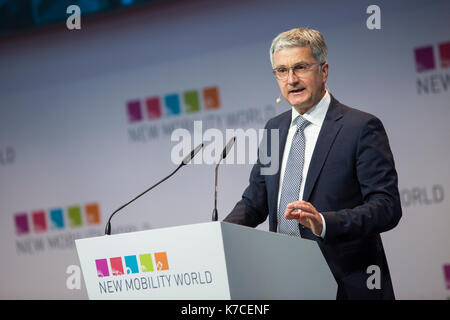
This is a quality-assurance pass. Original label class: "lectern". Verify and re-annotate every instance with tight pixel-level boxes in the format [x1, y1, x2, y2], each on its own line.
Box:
[75, 221, 337, 299]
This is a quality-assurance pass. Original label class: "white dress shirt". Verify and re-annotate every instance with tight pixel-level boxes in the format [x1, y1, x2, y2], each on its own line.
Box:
[277, 90, 330, 238]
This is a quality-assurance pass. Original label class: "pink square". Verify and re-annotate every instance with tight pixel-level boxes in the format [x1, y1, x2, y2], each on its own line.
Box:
[146, 97, 162, 120]
[32, 210, 47, 232]
[438, 42, 450, 68]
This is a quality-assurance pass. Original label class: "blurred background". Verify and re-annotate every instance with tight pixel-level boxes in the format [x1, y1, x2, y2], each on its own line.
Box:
[0, 0, 449, 299]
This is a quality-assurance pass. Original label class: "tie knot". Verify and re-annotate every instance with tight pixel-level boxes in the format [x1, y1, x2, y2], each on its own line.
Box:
[295, 116, 310, 131]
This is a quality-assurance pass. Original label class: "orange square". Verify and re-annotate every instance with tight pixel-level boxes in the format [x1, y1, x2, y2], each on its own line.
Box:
[203, 86, 220, 110]
[154, 252, 169, 271]
[85, 203, 101, 225]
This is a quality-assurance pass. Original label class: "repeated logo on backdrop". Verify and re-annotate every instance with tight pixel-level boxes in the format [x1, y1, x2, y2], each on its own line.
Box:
[414, 41, 450, 72]
[126, 86, 220, 123]
[414, 41, 450, 95]
[444, 264, 450, 290]
[125, 86, 224, 143]
[96, 251, 169, 277]
[0, 146, 15, 166]
[14, 202, 101, 235]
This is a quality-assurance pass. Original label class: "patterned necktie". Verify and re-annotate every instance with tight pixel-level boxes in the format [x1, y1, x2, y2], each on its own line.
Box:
[277, 115, 310, 236]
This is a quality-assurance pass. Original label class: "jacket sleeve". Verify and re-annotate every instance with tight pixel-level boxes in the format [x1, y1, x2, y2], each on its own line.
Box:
[321, 116, 402, 244]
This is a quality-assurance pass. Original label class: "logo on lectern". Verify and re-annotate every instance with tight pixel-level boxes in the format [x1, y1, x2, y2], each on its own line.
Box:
[95, 251, 169, 277]
[94, 251, 213, 295]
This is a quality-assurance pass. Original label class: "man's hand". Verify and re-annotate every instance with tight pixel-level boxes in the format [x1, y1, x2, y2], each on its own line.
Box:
[285, 200, 323, 236]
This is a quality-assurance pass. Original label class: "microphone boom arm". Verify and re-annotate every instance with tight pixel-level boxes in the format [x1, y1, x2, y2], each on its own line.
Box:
[104, 143, 203, 235]
[104, 163, 183, 235]
[211, 137, 236, 222]
[212, 162, 220, 221]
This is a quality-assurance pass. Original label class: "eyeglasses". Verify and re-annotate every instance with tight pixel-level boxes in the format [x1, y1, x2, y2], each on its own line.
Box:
[272, 61, 324, 80]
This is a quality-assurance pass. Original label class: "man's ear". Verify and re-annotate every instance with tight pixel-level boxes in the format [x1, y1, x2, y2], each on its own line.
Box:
[321, 62, 329, 82]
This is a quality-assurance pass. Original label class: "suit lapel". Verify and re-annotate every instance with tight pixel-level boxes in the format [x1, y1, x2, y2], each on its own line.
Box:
[303, 95, 344, 202]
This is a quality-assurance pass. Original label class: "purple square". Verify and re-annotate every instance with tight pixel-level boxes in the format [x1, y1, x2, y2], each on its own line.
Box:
[127, 100, 142, 123]
[414, 46, 435, 72]
[14, 213, 29, 235]
[96, 259, 109, 277]
[443, 265, 450, 290]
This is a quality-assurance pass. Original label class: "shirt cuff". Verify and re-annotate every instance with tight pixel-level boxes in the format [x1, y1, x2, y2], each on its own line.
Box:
[313, 212, 326, 238]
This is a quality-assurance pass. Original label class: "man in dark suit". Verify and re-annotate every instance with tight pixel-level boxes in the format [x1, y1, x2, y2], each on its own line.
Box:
[223, 28, 402, 300]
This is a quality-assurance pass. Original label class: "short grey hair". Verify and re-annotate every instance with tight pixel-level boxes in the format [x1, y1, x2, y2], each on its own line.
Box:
[270, 28, 328, 67]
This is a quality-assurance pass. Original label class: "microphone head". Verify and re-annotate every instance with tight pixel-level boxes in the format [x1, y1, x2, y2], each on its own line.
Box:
[276, 96, 281, 104]
[221, 136, 236, 160]
[104, 221, 111, 235]
[182, 143, 204, 165]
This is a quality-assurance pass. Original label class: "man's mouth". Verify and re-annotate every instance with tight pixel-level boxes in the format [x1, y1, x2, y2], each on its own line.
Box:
[289, 88, 305, 94]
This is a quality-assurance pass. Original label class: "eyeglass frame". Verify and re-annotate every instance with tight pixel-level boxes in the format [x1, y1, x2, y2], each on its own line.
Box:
[272, 61, 325, 80]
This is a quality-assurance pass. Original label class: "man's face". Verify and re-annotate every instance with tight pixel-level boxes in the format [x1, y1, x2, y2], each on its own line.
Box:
[273, 46, 328, 113]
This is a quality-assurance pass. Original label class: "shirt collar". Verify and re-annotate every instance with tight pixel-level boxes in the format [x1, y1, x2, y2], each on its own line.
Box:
[290, 89, 331, 128]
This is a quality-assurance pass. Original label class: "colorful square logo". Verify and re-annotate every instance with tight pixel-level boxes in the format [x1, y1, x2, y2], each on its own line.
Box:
[95, 252, 169, 278]
[414, 45, 435, 72]
[67, 206, 82, 227]
[127, 85, 220, 122]
[438, 41, 450, 68]
[49, 208, 65, 229]
[139, 254, 154, 272]
[14, 202, 100, 235]
[85, 203, 101, 225]
[444, 264, 450, 290]
[184, 90, 201, 114]
[164, 94, 181, 116]
[146, 97, 162, 120]
[32, 210, 47, 232]
[127, 100, 143, 123]
[203, 86, 220, 110]
[110, 257, 124, 276]
[154, 252, 169, 271]
[96, 259, 109, 277]
[14, 213, 29, 235]
[125, 255, 139, 274]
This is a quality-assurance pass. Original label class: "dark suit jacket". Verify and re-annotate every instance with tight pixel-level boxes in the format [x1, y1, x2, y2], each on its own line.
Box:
[224, 94, 402, 300]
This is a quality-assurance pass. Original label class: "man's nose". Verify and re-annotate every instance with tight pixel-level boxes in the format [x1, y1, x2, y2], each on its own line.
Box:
[287, 68, 299, 85]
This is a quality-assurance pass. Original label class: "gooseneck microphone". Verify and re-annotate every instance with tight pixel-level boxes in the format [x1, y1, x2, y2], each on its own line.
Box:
[104, 143, 204, 235]
[212, 137, 236, 221]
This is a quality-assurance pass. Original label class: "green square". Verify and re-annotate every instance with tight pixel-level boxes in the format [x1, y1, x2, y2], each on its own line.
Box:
[184, 90, 200, 114]
[67, 206, 82, 227]
[139, 254, 154, 272]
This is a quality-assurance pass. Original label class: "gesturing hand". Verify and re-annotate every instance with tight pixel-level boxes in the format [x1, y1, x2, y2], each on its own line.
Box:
[285, 200, 323, 236]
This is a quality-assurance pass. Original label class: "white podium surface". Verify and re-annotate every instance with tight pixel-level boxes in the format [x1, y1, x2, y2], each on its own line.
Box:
[75, 222, 337, 299]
